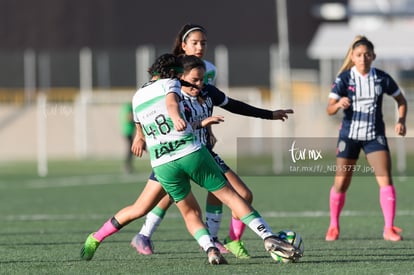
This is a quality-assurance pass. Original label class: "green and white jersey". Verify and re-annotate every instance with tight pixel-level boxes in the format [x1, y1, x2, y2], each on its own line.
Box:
[203, 60, 216, 85]
[132, 78, 200, 167]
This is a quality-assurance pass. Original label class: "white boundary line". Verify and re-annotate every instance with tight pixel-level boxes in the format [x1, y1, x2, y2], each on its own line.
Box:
[0, 173, 151, 189]
[5, 210, 414, 221]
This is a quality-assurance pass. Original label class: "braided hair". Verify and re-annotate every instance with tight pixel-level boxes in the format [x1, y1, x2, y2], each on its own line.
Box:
[148, 53, 183, 79]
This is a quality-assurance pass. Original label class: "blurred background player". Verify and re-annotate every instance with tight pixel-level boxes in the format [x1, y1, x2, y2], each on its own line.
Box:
[119, 102, 135, 174]
[325, 35, 407, 242]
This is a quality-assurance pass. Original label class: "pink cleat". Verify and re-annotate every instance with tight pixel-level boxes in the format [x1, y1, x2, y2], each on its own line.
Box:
[131, 234, 154, 255]
[383, 226, 403, 242]
[325, 227, 339, 241]
[212, 237, 228, 254]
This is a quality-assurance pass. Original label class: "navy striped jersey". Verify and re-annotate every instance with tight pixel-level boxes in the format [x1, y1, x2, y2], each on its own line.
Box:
[329, 66, 401, 140]
[181, 91, 214, 149]
[181, 85, 228, 149]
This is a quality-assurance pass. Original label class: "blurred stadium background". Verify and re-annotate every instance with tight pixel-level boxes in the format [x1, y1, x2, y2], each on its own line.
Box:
[0, 0, 413, 175]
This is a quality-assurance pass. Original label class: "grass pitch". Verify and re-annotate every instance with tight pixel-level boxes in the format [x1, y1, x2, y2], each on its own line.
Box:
[1, 159, 413, 274]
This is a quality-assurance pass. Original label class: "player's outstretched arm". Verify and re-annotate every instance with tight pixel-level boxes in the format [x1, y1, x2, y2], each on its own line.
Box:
[190, 115, 224, 130]
[204, 84, 293, 120]
[272, 109, 294, 121]
[223, 97, 293, 121]
[201, 115, 225, 128]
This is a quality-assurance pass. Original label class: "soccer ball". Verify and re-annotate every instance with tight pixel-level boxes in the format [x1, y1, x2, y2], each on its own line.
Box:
[270, 230, 304, 263]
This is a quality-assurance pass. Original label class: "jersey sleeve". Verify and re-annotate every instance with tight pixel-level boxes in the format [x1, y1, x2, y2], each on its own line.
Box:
[133, 111, 140, 124]
[132, 91, 141, 123]
[384, 73, 401, 97]
[203, 60, 217, 85]
[329, 72, 348, 100]
[165, 78, 182, 97]
[203, 84, 228, 106]
[204, 85, 272, 119]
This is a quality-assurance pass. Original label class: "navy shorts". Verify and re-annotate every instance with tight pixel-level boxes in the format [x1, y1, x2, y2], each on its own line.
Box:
[209, 150, 230, 173]
[336, 135, 389, 159]
[149, 171, 158, 181]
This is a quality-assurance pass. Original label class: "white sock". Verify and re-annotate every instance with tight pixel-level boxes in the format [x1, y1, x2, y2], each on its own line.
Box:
[241, 211, 274, 239]
[194, 228, 214, 252]
[205, 212, 222, 239]
[139, 211, 163, 238]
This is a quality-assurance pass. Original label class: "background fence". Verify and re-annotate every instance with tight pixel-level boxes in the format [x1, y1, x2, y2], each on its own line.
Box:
[0, 45, 412, 176]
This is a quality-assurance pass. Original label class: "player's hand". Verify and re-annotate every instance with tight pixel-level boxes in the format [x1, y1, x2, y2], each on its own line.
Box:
[201, 115, 224, 127]
[131, 137, 146, 157]
[395, 122, 406, 136]
[338, 97, 351, 110]
[173, 118, 187, 131]
[272, 109, 294, 121]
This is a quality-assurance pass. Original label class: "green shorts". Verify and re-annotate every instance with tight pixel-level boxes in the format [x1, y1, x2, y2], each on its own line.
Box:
[153, 146, 227, 202]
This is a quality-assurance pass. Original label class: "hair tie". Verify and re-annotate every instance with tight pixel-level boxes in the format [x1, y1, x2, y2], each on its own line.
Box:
[352, 38, 373, 50]
[182, 27, 204, 42]
[166, 66, 184, 73]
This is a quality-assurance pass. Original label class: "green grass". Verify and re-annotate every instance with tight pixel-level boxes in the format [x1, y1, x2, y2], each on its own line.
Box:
[1, 159, 413, 274]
